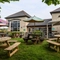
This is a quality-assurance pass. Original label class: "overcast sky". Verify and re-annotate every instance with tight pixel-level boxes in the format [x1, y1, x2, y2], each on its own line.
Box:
[0, 0, 60, 20]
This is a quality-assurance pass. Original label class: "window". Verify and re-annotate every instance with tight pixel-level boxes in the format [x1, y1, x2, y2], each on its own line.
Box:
[11, 20, 20, 31]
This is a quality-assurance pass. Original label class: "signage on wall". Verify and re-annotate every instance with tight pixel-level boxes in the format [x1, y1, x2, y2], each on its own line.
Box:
[52, 27, 55, 31]
[23, 29, 25, 31]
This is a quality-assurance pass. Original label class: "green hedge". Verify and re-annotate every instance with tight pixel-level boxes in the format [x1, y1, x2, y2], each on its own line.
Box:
[8, 31, 22, 38]
[33, 30, 42, 36]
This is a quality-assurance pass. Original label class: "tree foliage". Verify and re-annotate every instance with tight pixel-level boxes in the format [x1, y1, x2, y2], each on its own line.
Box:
[0, 0, 60, 5]
[0, 0, 19, 3]
[42, 0, 60, 5]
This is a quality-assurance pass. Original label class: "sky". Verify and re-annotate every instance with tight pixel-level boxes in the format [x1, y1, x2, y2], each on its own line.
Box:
[0, 0, 60, 20]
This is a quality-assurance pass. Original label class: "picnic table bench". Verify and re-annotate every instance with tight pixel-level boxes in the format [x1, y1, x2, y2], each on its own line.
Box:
[0, 37, 21, 57]
[31, 37, 40, 44]
[0, 43, 8, 48]
[23, 33, 41, 44]
[8, 40, 17, 43]
[0, 37, 11, 48]
[47, 40, 60, 52]
[54, 35, 60, 42]
[5, 42, 21, 57]
[48, 38, 57, 41]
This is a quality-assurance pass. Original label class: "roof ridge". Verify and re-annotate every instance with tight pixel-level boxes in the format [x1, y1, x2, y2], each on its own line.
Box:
[5, 10, 25, 17]
[50, 7, 60, 14]
[52, 7, 60, 12]
[5, 10, 31, 19]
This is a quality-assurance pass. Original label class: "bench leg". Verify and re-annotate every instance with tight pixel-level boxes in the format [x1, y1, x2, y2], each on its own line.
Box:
[8, 51, 10, 57]
[49, 43, 60, 52]
[7, 47, 18, 57]
[24, 40, 28, 44]
[49, 44, 56, 50]
[56, 46, 59, 52]
[37, 40, 39, 43]
[34, 40, 37, 44]
[49, 43, 51, 47]
[5, 41, 10, 47]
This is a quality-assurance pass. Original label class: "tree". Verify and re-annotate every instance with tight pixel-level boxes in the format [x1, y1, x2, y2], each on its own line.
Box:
[0, 0, 19, 3]
[0, 0, 19, 18]
[0, 0, 60, 5]
[42, 0, 60, 5]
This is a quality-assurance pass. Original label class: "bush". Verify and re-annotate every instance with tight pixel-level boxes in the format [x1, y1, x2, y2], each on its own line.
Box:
[33, 30, 42, 36]
[0, 29, 7, 33]
[8, 32, 12, 37]
[8, 31, 22, 38]
[32, 30, 45, 42]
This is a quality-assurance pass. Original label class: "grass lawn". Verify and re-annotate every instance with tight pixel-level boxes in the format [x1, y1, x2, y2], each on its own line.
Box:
[0, 38, 60, 60]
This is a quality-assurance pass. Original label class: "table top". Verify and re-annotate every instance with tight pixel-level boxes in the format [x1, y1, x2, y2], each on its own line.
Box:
[0, 33, 6, 34]
[0, 37, 11, 42]
[54, 35, 60, 38]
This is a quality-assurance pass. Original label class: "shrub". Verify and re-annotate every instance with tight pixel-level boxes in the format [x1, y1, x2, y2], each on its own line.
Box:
[33, 30, 42, 36]
[32, 30, 45, 42]
[8, 32, 12, 37]
[0, 29, 7, 33]
[8, 31, 22, 38]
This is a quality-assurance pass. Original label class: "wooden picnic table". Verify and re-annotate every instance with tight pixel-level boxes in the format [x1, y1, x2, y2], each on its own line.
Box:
[23, 33, 40, 44]
[29, 34, 40, 44]
[47, 40, 60, 52]
[54, 35, 60, 42]
[47, 35, 60, 52]
[0, 37, 20, 57]
[0, 37, 11, 48]
[31, 37, 40, 44]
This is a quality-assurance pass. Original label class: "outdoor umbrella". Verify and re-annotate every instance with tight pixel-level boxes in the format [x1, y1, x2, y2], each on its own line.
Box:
[0, 26, 8, 29]
[24, 15, 44, 31]
[0, 18, 8, 24]
[0, 23, 7, 26]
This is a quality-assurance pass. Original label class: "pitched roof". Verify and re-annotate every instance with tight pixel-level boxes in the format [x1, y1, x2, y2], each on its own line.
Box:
[24, 16, 43, 22]
[5, 10, 31, 19]
[27, 19, 52, 27]
[50, 7, 60, 14]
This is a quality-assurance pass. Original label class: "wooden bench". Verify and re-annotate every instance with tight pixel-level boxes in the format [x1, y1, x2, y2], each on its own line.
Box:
[0, 43, 8, 48]
[23, 34, 33, 44]
[31, 37, 40, 44]
[47, 40, 60, 52]
[47, 38, 57, 41]
[5, 42, 21, 57]
[8, 40, 17, 43]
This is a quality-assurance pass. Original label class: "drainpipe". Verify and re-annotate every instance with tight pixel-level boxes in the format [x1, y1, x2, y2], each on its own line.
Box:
[10, 21, 11, 31]
[47, 24, 48, 39]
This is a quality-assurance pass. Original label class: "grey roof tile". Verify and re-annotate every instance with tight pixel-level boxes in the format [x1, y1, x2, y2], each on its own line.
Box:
[5, 10, 31, 19]
[27, 19, 52, 27]
[50, 7, 60, 14]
